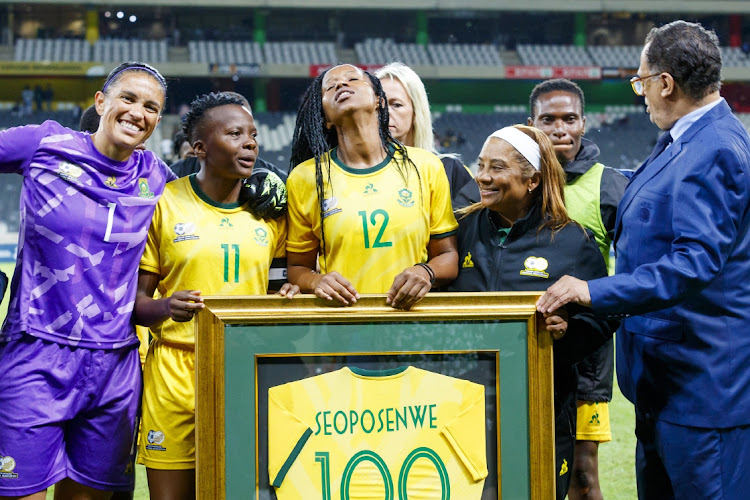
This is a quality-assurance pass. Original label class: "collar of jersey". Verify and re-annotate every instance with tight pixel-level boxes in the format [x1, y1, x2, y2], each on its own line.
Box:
[349, 365, 409, 378]
[330, 143, 396, 175]
[189, 174, 245, 210]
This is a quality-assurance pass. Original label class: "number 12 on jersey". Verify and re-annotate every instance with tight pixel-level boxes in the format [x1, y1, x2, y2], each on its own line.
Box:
[358, 210, 393, 249]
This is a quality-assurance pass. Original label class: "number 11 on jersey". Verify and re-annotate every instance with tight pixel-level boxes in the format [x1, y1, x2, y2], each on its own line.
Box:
[221, 243, 240, 283]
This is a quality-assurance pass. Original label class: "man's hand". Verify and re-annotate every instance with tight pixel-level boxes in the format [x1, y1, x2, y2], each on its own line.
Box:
[536, 275, 591, 313]
[241, 170, 287, 219]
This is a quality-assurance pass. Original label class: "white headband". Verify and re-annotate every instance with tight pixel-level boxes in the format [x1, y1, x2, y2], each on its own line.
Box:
[489, 127, 541, 171]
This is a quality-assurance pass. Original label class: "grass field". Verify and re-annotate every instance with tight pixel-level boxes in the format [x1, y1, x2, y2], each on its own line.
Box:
[0, 262, 637, 499]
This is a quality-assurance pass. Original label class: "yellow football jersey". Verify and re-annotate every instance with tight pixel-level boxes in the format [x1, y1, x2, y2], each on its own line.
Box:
[268, 366, 487, 499]
[140, 175, 285, 346]
[286, 146, 458, 293]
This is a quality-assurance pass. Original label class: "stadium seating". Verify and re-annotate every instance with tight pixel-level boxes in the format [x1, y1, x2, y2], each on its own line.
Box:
[14, 38, 91, 62]
[355, 39, 431, 66]
[587, 45, 642, 67]
[12, 37, 750, 70]
[92, 39, 168, 63]
[13, 38, 168, 63]
[355, 38, 503, 66]
[722, 47, 750, 67]
[263, 41, 337, 65]
[428, 43, 503, 67]
[517, 44, 594, 66]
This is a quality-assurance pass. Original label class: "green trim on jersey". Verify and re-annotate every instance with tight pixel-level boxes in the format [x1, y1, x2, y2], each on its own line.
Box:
[431, 229, 457, 239]
[331, 144, 395, 175]
[189, 173, 245, 209]
[349, 366, 409, 377]
[272, 427, 313, 488]
[564, 162, 609, 266]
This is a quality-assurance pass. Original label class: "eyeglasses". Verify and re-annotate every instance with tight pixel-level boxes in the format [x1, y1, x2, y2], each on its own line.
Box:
[630, 73, 661, 96]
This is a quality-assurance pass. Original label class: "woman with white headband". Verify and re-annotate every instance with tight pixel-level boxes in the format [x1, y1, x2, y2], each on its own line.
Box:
[445, 124, 619, 500]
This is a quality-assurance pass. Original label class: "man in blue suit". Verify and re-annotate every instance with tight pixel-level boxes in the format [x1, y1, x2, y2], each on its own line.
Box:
[537, 20, 750, 499]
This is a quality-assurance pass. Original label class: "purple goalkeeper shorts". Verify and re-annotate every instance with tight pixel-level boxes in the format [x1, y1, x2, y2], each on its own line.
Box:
[0, 335, 141, 496]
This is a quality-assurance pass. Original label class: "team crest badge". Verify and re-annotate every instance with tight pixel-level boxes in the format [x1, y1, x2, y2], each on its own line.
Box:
[57, 161, 83, 183]
[397, 188, 414, 207]
[0, 455, 18, 478]
[254, 227, 269, 246]
[520, 256, 549, 278]
[138, 178, 154, 198]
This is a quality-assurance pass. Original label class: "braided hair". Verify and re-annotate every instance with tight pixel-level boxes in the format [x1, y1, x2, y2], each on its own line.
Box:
[289, 66, 421, 267]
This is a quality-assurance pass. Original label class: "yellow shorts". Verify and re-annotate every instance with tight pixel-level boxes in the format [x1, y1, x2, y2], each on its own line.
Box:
[137, 340, 196, 469]
[575, 401, 612, 442]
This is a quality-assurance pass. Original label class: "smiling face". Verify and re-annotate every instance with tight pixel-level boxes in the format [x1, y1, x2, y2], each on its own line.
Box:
[192, 104, 258, 181]
[380, 77, 414, 146]
[530, 90, 585, 165]
[93, 71, 164, 161]
[475, 137, 540, 222]
[321, 64, 379, 128]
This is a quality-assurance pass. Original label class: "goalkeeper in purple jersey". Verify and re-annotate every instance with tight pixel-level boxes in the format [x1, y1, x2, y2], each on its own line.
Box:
[0, 62, 175, 500]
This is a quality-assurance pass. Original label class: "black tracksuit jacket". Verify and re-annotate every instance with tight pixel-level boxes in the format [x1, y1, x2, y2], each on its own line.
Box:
[445, 201, 620, 499]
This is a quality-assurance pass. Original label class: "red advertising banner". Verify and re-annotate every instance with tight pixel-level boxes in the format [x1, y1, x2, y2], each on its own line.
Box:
[505, 65, 602, 80]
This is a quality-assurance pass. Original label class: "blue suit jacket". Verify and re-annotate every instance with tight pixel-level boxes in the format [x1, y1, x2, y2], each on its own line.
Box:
[588, 100, 750, 428]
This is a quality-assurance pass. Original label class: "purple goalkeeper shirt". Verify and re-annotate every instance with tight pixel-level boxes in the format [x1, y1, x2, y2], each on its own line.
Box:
[0, 121, 176, 349]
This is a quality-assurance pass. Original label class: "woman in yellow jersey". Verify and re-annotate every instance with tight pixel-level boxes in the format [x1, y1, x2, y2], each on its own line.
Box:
[287, 64, 458, 309]
[133, 92, 298, 499]
[374, 62, 474, 205]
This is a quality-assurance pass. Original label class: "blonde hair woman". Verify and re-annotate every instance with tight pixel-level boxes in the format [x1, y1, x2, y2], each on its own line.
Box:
[375, 62, 474, 205]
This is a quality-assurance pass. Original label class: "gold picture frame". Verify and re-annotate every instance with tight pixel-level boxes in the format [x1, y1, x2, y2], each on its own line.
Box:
[195, 292, 554, 499]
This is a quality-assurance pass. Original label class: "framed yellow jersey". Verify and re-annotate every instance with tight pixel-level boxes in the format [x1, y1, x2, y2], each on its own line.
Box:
[140, 175, 286, 346]
[286, 146, 458, 293]
[268, 366, 487, 499]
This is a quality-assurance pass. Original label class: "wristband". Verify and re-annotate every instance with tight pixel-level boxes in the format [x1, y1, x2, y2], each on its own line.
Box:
[415, 262, 436, 285]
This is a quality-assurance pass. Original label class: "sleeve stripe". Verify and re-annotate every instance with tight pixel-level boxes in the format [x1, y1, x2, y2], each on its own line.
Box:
[271, 427, 312, 488]
[430, 229, 457, 240]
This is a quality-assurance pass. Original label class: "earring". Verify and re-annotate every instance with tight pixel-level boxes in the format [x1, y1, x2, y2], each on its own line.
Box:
[528, 188, 532, 193]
